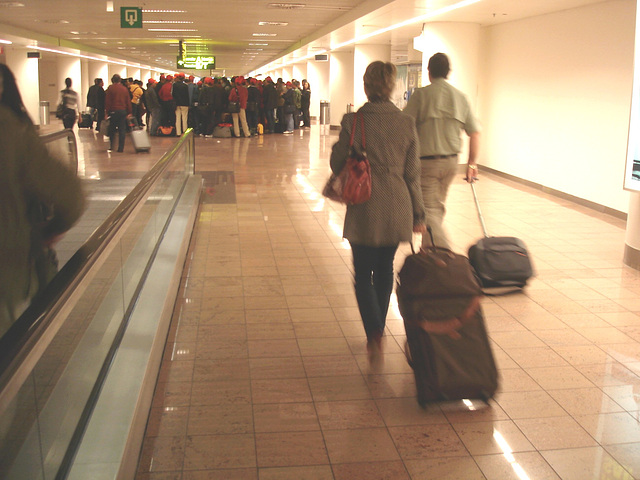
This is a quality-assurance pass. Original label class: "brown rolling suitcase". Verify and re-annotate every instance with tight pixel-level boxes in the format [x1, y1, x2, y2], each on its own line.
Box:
[396, 229, 499, 406]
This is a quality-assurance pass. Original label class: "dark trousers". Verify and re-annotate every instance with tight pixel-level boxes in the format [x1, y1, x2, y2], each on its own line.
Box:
[108, 109, 128, 152]
[350, 243, 398, 339]
[265, 108, 276, 133]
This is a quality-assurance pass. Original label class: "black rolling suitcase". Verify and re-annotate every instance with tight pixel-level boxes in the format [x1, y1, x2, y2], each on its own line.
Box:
[397, 230, 499, 406]
[468, 182, 533, 292]
[78, 113, 93, 128]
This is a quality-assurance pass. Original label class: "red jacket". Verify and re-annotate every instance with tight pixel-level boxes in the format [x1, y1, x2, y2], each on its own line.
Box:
[158, 82, 174, 102]
[229, 85, 248, 109]
[105, 82, 132, 114]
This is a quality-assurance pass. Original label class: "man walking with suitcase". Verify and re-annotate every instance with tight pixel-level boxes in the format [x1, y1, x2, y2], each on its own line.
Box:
[404, 52, 481, 249]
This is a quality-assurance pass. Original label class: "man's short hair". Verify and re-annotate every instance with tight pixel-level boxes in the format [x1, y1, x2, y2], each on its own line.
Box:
[428, 53, 450, 79]
[111, 74, 121, 84]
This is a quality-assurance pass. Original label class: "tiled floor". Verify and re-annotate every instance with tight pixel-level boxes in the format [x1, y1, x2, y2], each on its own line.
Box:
[69, 122, 640, 480]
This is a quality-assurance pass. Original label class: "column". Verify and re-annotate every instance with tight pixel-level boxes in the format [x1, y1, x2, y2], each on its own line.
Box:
[625, 192, 640, 269]
[5, 46, 40, 124]
[58, 55, 83, 113]
[306, 58, 329, 121]
[329, 50, 354, 127]
[353, 44, 391, 108]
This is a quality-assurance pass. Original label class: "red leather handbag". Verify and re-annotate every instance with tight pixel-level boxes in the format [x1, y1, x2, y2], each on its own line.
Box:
[322, 112, 371, 205]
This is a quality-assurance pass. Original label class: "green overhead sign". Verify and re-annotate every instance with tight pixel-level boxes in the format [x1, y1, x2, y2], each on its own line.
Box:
[121, 7, 142, 28]
[177, 55, 216, 70]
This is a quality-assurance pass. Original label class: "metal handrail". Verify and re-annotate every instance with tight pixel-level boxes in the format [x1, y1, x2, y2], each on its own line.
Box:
[40, 128, 79, 174]
[0, 130, 194, 411]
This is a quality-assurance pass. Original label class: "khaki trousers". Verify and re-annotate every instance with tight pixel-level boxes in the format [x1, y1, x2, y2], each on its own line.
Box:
[232, 109, 251, 137]
[420, 155, 458, 249]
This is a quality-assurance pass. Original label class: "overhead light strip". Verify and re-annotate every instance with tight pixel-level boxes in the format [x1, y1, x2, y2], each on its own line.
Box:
[28, 45, 164, 72]
[261, 0, 482, 71]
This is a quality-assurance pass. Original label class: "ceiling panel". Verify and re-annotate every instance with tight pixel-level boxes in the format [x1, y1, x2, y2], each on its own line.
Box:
[0, 0, 613, 76]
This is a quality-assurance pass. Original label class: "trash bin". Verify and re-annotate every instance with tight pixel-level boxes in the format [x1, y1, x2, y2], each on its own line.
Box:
[346, 103, 354, 113]
[319, 100, 330, 125]
[39, 101, 50, 126]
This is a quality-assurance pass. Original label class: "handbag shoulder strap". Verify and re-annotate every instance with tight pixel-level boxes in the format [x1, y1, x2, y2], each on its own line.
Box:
[349, 112, 366, 150]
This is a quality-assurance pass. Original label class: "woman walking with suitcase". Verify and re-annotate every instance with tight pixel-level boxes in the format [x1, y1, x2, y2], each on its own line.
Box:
[330, 61, 425, 358]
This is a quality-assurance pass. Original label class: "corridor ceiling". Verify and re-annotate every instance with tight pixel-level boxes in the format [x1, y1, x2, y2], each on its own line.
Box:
[0, 0, 611, 76]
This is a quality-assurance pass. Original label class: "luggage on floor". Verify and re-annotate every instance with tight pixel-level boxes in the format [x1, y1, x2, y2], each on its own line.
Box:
[212, 124, 232, 138]
[78, 113, 93, 128]
[131, 128, 151, 153]
[468, 182, 533, 291]
[396, 229, 499, 406]
[157, 125, 175, 137]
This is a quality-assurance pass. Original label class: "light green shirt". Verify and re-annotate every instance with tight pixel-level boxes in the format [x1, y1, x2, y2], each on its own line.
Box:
[403, 78, 480, 157]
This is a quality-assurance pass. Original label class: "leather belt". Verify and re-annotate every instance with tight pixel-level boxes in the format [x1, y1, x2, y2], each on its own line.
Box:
[420, 154, 458, 160]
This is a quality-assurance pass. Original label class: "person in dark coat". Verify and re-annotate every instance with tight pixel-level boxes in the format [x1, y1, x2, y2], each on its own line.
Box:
[330, 61, 425, 356]
[262, 76, 278, 133]
[0, 64, 85, 335]
[86, 78, 105, 131]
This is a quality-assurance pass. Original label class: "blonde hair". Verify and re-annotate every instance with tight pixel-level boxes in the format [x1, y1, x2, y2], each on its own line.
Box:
[363, 61, 396, 102]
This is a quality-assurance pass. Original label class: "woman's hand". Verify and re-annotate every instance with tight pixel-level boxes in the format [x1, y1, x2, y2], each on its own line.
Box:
[413, 223, 426, 233]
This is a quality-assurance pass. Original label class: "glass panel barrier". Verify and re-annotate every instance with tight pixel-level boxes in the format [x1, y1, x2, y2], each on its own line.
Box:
[0, 130, 195, 479]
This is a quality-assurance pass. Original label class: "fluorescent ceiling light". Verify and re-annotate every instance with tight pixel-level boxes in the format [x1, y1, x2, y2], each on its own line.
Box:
[258, 21, 288, 26]
[106, 1, 113, 12]
[249, 43, 269, 46]
[145, 20, 193, 24]
[0, 38, 12, 44]
[148, 28, 197, 32]
[143, 9, 185, 13]
[253, 33, 277, 37]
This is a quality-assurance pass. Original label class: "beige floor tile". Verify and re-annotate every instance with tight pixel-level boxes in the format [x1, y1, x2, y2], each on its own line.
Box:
[192, 358, 250, 382]
[190, 379, 252, 406]
[365, 373, 417, 399]
[525, 365, 594, 390]
[297, 337, 352, 356]
[576, 363, 640, 387]
[602, 384, 640, 412]
[151, 381, 192, 408]
[247, 339, 301, 358]
[573, 412, 640, 445]
[547, 387, 627, 415]
[552, 344, 614, 365]
[504, 346, 569, 368]
[440, 399, 511, 424]
[255, 431, 329, 467]
[137, 436, 186, 473]
[187, 400, 254, 434]
[183, 433, 256, 470]
[453, 420, 535, 455]
[253, 403, 320, 433]
[533, 328, 591, 347]
[514, 416, 597, 450]
[249, 356, 306, 379]
[541, 446, 634, 480]
[388, 424, 469, 460]
[182, 469, 257, 480]
[375, 397, 448, 426]
[258, 465, 333, 480]
[579, 327, 636, 344]
[307, 375, 372, 402]
[288, 307, 337, 323]
[404, 457, 485, 480]
[244, 295, 289, 310]
[145, 406, 189, 437]
[323, 427, 400, 464]
[246, 323, 296, 340]
[495, 390, 566, 419]
[598, 311, 640, 327]
[474, 451, 561, 480]
[490, 331, 547, 349]
[332, 461, 410, 480]
[251, 378, 312, 404]
[316, 399, 385, 430]
[605, 442, 640, 478]
[497, 368, 543, 393]
[302, 355, 362, 377]
[293, 321, 345, 338]
[244, 308, 291, 324]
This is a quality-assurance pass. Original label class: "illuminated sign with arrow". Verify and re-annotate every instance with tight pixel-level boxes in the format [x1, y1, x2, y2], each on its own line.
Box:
[177, 55, 216, 70]
[120, 7, 142, 28]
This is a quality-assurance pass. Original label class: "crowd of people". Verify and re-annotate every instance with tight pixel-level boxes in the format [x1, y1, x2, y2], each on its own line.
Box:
[71, 73, 313, 143]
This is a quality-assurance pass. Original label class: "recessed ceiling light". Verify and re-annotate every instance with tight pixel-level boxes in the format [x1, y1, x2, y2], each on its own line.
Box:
[268, 3, 305, 9]
[252, 33, 277, 37]
[249, 43, 269, 46]
[106, 1, 113, 12]
[142, 9, 186, 13]
[258, 21, 288, 26]
[145, 20, 193, 24]
[148, 28, 197, 32]
[0, 2, 25, 7]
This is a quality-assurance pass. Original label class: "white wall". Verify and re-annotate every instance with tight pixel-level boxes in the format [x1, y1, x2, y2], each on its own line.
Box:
[478, 0, 634, 213]
[329, 50, 355, 127]
[306, 59, 329, 119]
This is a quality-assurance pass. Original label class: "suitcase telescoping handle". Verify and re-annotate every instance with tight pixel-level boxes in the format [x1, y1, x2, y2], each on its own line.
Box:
[470, 182, 490, 238]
